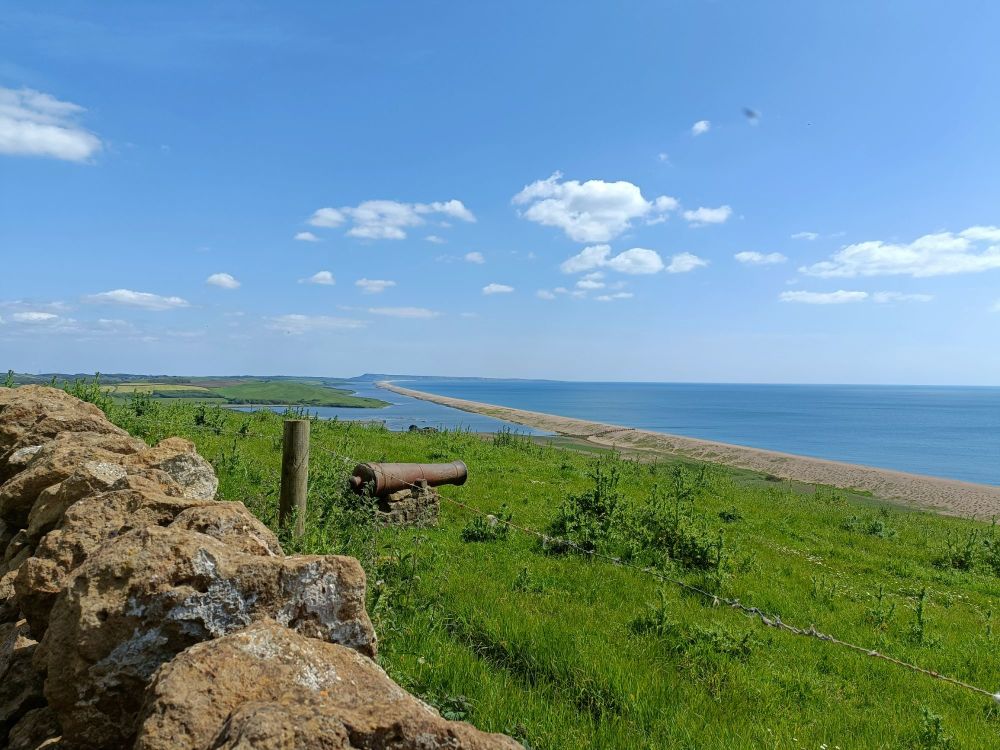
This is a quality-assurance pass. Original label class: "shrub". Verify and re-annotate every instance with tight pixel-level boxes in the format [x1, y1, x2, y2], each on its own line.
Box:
[461, 507, 512, 542]
[547, 456, 624, 552]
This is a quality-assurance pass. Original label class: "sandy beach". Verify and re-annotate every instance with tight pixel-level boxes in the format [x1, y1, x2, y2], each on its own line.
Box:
[380, 381, 1000, 520]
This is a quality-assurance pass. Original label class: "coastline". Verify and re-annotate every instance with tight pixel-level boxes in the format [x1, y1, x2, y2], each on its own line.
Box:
[379, 381, 1000, 520]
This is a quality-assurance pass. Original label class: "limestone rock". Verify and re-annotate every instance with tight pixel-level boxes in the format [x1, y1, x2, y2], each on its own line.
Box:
[0, 434, 144, 527]
[6, 707, 61, 750]
[135, 620, 522, 750]
[127, 437, 218, 501]
[42, 527, 374, 748]
[3, 530, 32, 574]
[378, 484, 440, 526]
[0, 569, 17, 623]
[17, 486, 214, 637]
[1, 620, 45, 738]
[25, 461, 129, 542]
[0, 386, 133, 482]
[169, 502, 282, 557]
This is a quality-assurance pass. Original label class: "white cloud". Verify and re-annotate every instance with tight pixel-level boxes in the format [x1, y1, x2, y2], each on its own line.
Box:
[0, 87, 102, 162]
[425, 235, 446, 244]
[800, 227, 1000, 278]
[960, 226, 1000, 242]
[11, 311, 58, 323]
[512, 172, 678, 242]
[266, 314, 366, 334]
[734, 251, 787, 266]
[780, 290, 869, 304]
[791, 231, 819, 241]
[355, 278, 396, 294]
[307, 199, 475, 240]
[871, 292, 934, 304]
[657, 152, 670, 163]
[206, 272, 240, 289]
[560, 245, 665, 275]
[464, 251, 485, 264]
[483, 283, 514, 295]
[294, 231, 320, 242]
[307, 208, 345, 228]
[596, 292, 634, 302]
[691, 120, 711, 136]
[576, 275, 605, 290]
[84, 289, 189, 310]
[683, 205, 732, 226]
[667, 252, 709, 274]
[368, 306, 440, 319]
[303, 271, 335, 286]
[536, 289, 556, 300]
[992, 299, 1000, 313]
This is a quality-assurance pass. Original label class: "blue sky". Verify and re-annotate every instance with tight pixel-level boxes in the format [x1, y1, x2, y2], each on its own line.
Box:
[2, 1, 999, 384]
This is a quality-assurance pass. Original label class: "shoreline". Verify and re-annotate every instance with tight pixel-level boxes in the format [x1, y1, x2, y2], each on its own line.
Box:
[379, 381, 1000, 520]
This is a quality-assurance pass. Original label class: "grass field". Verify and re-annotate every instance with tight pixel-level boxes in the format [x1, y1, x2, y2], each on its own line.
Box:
[100, 379, 387, 408]
[91, 391, 1000, 749]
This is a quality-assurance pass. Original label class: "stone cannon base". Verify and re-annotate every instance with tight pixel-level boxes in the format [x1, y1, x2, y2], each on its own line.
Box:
[376, 482, 439, 526]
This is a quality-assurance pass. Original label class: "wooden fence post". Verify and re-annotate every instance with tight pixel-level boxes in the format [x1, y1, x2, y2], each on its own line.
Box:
[279, 419, 310, 538]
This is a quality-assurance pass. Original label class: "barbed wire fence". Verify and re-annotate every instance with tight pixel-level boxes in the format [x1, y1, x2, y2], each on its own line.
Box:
[177, 418, 1000, 704]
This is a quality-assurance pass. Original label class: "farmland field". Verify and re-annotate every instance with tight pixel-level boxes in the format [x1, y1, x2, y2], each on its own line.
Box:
[97, 393, 1000, 750]
[97, 378, 388, 408]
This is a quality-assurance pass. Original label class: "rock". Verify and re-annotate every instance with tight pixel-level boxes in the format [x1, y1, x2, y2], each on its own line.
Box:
[6, 707, 61, 750]
[1, 620, 45, 738]
[17, 486, 212, 637]
[0, 434, 144, 527]
[3, 530, 32, 574]
[0, 570, 17, 623]
[24, 461, 129, 542]
[169, 502, 282, 557]
[377, 484, 439, 526]
[0, 386, 133, 481]
[135, 620, 522, 750]
[42, 527, 374, 748]
[127, 438, 218, 501]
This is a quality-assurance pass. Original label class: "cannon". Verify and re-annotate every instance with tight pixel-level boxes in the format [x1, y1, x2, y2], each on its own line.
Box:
[349, 460, 468, 498]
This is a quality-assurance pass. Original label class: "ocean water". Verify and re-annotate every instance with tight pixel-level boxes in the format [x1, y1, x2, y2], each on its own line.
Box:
[398, 379, 1000, 486]
[231, 380, 551, 436]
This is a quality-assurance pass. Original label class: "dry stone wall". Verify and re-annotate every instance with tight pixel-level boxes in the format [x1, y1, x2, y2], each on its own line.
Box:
[0, 386, 521, 750]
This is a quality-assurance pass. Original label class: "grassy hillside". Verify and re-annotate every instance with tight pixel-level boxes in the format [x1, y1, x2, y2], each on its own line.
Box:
[5, 372, 386, 408]
[96, 394, 1000, 749]
[207, 380, 387, 407]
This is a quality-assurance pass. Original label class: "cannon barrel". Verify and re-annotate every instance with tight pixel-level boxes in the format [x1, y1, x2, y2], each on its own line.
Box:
[349, 460, 468, 497]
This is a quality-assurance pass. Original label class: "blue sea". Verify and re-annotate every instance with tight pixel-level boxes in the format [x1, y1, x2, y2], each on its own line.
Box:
[389, 379, 1000, 487]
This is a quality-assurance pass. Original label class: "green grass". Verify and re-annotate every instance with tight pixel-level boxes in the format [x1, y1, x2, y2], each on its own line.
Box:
[205, 380, 387, 407]
[97, 396, 1000, 750]
[100, 379, 388, 408]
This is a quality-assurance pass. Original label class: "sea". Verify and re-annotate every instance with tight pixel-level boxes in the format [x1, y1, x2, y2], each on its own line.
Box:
[395, 379, 1000, 487]
[241, 378, 1000, 487]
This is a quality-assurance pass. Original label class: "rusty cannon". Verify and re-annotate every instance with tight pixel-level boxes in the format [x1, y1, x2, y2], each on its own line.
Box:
[349, 460, 468, 498]
[348, 461, 467, 527]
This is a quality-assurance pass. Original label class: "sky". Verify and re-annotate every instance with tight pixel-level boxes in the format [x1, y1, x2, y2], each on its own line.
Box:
[2, 1, 999, 384]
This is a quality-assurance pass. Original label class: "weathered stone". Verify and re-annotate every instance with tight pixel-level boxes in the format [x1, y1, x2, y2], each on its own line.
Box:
[0, 569, 17, 623]
[377, 483, 440, 526]
[3, 530, 32, 574]
[1, 620, 45, 738]
[17, 486, 209, 638]
[127, 437, 218, 501]
[42, 527, 374, 748]
[136, 620, 522, 750]
[25, 461, 129, 542]
[169, 502, 282, 557]
[0, 434, 144, 526]
[6, 707, 61, 750]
